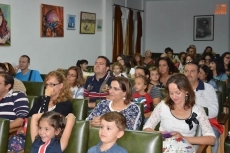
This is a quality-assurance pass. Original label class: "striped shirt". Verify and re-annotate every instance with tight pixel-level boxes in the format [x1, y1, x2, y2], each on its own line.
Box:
[0, 90, 29, 121]
[84, 73, 112, 103]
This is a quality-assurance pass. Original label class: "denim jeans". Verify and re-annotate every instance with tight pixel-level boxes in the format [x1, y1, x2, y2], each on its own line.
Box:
[212, 126, 221, 153]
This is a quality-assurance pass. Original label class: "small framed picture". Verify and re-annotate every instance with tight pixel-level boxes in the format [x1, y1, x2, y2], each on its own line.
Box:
[97, 19, 102, 31]
[193, 15, 214, 41]
[67, 14, 76, 30]
[80, 12, 96, 34]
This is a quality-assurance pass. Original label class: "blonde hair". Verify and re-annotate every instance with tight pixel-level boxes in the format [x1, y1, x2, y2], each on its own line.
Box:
[45, 71, 72, 105]
[149, 66, 159, 74]
[112, 62, 123, 72]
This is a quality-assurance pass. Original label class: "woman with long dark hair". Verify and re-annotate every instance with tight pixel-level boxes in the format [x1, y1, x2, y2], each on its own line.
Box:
[117, 54, 135, 78]
[155, 57, 179, 86]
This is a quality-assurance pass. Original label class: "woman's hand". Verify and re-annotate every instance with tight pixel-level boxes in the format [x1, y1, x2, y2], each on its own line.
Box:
[91, 116, 101, 126]
[45, 87, 54, 96]
[170, 131, 184, 138]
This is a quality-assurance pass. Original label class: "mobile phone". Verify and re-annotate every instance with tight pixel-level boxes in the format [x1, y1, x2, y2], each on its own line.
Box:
[162, 132, 172, 139]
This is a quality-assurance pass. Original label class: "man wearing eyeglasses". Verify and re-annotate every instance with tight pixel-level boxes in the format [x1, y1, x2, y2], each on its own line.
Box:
[84, 56, 112, 112]
[0, 72, 29, 131]
[184, 62, 220, 153]
[15, 55, 43, 82]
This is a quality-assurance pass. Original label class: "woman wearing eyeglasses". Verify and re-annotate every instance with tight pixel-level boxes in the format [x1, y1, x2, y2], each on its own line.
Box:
[27, 71, 73, 117]
[9, 71, 73, 152]
[66, 66, 85, 99]
[86, 77, 142, 130]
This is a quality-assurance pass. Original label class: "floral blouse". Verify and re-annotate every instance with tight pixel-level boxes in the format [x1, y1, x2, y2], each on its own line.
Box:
[86, 99, 142, 130]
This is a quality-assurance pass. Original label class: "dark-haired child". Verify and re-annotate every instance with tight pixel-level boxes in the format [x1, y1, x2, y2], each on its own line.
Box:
[132, 75, 153, 122]
[88, 112, 128, 153]
[30, 111, 75, 153]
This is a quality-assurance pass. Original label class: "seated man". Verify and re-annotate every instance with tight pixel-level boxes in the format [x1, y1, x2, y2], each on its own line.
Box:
[0, 72, 29, 130]
[15, 55, 43, 82]
[184, 62, 220, 153]
[84, 56, 112, 112]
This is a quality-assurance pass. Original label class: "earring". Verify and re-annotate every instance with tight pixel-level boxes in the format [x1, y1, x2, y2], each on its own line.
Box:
[123, 97, 126, 100]
[185, 94, 188, 101]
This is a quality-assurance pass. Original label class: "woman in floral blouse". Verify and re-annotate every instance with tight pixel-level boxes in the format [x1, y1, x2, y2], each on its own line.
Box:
[86, 77, 142, 130]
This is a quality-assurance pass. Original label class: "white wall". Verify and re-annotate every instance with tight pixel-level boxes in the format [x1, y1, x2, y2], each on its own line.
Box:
[144, 0, 230, 55]
[0, 0, 107, 73]
[0, 0, 143, 73]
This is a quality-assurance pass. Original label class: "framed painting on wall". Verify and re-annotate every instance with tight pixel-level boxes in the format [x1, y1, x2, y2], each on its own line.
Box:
[41, 4, 64, 37]
[67, 14, 76, 30]
[0, 3, 11, 46]
[193, 15, 214, 41]
[80, 12, 96, 34]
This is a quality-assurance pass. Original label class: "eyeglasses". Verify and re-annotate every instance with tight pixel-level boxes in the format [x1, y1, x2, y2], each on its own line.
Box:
[67, 73, 77, 78]
[108, 86, 122, 91]
[45, 83, 61, 88]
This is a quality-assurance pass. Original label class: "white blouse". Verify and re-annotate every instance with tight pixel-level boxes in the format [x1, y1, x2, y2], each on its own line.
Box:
[143, 101, 215, 137]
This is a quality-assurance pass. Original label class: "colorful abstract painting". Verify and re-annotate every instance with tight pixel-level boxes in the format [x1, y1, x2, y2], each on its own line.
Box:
[0, 3, 10, 46]
[41, 4, 64, 37]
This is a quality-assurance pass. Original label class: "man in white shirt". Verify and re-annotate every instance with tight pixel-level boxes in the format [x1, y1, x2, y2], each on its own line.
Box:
[184, 62, 219, 153]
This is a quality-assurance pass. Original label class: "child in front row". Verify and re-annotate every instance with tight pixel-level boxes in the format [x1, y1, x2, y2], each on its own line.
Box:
[132, 75, 153, 122]
[88, 112, 128, 153]
[149, 66, 164, 88]
[30, 111, 75, 153]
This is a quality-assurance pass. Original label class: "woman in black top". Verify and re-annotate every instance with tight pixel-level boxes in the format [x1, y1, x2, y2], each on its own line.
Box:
[27, 71, 73, 117]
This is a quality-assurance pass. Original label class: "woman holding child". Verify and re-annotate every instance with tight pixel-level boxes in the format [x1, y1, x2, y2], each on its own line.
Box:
[143, 73, 215, 152]
[86, 77, 142, 130]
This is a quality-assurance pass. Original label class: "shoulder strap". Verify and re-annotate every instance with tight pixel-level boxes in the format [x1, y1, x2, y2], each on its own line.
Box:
[28, 70, 33, 81]
[99, 74, 110, 93]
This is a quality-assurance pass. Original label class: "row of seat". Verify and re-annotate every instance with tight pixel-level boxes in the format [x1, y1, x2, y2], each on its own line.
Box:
[0, 118, 162, 153]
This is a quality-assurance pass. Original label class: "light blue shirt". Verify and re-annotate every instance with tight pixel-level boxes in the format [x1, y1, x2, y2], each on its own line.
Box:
[88, 142, 128, 153]
[15, 70, 43, 82]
